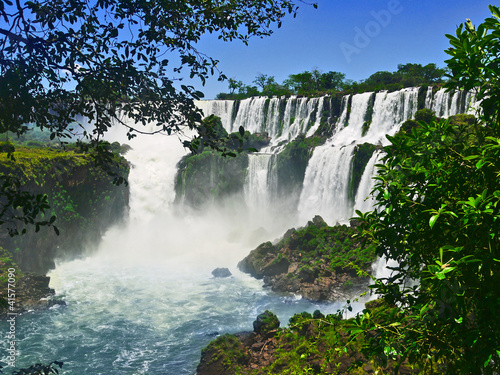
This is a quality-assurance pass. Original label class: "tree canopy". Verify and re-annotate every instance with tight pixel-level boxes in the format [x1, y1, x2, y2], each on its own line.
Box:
[354, 6, 500, 374]
[0, 0, 316, 235]
[216, 63, 446, 100]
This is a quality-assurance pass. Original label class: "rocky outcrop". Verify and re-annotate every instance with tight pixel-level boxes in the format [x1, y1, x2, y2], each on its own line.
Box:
[197, 307, 419, 375]
[1, 273, 65, 319]
[196, 311, 281, 375]
[238, 216, 377, 301]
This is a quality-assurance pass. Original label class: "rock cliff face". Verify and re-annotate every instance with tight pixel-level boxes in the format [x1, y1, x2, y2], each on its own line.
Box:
[0, 147, 130, 273]
[238, 216, 377, 301]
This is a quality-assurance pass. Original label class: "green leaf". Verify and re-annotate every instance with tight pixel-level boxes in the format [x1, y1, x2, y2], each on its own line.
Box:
[429, 214, 439, 228]
[476, 159, 486, 169]
[238, 126, 245, 137]
[484, 353, 492, 367]
[383, 189, 390, 200]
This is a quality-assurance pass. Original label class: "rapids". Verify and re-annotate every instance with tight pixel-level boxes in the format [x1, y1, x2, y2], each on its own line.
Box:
[0, 87, 477, 374]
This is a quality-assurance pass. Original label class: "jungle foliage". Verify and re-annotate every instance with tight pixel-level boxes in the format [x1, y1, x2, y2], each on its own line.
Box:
[353, 6, 500, 374]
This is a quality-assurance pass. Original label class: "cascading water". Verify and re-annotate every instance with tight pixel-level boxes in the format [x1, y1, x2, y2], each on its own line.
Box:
[353, 151, 384, 214]
[244, 153, 276, 212]
[298, 88, 418, 224]
[198, 96, 326, 148]
[1, 120, 346, 374]
[2, 87, 478, 374]
[425, 87, 479, 117]
[298, 143, 356, 224]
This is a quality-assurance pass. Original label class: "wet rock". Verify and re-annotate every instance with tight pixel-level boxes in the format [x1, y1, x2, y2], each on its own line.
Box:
[1, 273, 65, 319]
[211, 267, 232, 278]
[307, 215, 327, 228]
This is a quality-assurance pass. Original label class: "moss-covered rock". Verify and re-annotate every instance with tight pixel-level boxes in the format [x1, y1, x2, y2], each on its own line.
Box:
[197, 334, 251, 375]
[175, 115, 275, 208]
[197, 308, 420, 375]
[175, 149, 248, 208]
[414, 108, 437, 124]
[253, 310, 280, 337]
[275, 134, 323, 206]
[238, 216, 377, 301]
[0, 146, 130, 273]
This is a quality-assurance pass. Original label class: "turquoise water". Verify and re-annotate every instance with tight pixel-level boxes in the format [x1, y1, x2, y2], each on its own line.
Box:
[0, 122, 367, 375]
[1, 258, 345, 374]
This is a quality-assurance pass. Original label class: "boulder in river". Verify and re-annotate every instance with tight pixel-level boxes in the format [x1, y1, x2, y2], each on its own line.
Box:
[211, 267, 232, 278]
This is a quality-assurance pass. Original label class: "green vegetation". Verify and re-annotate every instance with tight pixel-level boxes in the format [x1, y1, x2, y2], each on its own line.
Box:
[216, 63, 447, 99]
[349, 63, 447, 93]
[0, 145, 129, 236]
[200, 335, 251, 372]
[353, 6, 500, 373]
[279, 223, 376, 274]
[0, 146, 130, 272]
[239, 219, 377, 289]
[199, 304, 421, 374]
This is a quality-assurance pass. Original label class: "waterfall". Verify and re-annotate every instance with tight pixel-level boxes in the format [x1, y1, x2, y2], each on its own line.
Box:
[232, 97, 269, 134]
[11, 87, 481, 375]
[298, 143, 355, 224]
[195, 99, 235, 130]
[306, 97, 325, 137]
[278, 96, 322, 143]
[297, 88, 419, 224]
[425, 87, 479, 117]
[17, 121, 330, 374]
[354, 151, 383, 214]
[365, 87, 419, 143]
[12, 87, 480, 374]
[196, 96, 325, 147]
[334, 95, 350, 131]
[244, 153, 276, 212]
[193, 87, 476, 227]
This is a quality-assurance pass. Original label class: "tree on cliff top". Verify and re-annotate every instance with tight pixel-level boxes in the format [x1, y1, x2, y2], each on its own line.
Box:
[354, 5, 500, 374]
[0, 0, 316, 235]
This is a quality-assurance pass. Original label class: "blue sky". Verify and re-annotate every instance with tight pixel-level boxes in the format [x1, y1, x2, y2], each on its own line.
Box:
[191, 0, 494, 99]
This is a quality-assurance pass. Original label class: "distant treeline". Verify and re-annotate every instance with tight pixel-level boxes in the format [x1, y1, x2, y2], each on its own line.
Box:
[216, 63, 447, 99]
